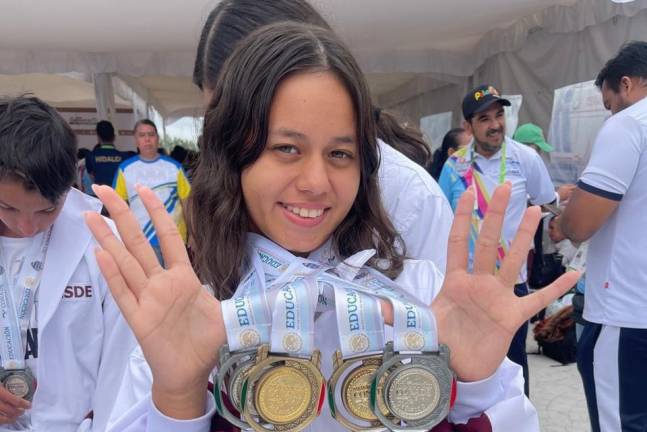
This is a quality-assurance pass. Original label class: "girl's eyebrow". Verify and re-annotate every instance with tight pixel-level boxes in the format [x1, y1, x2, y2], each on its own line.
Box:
[271, 128, 356, 145]
[272, 128, 306, 140]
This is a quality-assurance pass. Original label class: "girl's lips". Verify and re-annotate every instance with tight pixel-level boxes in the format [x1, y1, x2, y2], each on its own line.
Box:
[280, 204, 329, 228]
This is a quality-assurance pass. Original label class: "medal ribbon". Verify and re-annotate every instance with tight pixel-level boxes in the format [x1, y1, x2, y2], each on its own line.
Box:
[221, 270, 271, 353]
[270, 278, 317, 358]
[334, 285, 384, 359]
[467, 141, 509, 267]
[222, 235, 330, 353]
[322, 269, 439, 353]
[0, 227, 52, 369]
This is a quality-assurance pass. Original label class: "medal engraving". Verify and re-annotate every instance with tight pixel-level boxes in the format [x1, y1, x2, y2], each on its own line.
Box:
[5, 374, 29, 398]
[243, 346, 324, 432]
[385, 366, 440, 420]
[255, 366, 311, 424]
[370, 342, 455, 431]
[350, 334, 369, 353]
[240, 329, 261, 348]
[282, 333, 303, 353]
[342, 363, 388, 421]
[404, 331, 425, 351]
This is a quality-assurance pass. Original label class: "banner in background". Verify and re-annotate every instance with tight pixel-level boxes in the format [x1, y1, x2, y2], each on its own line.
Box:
[547, 81, 608, 185]
[57, 108, 136, 152]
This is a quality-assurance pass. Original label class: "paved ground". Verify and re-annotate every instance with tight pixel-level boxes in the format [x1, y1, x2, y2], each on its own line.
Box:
[527, 326, 591, 432]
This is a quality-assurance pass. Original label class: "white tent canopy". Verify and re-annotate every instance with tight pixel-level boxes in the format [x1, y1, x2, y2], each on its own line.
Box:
[1, 0, 646, 132]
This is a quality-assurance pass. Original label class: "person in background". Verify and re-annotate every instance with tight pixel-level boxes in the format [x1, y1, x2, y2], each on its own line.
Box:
[439, 84, 560, 396]
[112, 120, 191, 265]
[430, 127, 471, 180]
[560, 41, 647, 432]
[513, 123, 554, 156]
[85, 121, 127, 187]
[75, 148, 93, 194]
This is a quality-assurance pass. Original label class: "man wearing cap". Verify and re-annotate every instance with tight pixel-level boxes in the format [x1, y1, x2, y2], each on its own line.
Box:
[438, 85, 559, 396]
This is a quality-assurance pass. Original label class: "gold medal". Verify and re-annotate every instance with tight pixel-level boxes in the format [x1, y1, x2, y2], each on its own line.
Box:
[255, 364, 312, 424]
[327, 351, 390, 431]
[242, 344, 324, 432]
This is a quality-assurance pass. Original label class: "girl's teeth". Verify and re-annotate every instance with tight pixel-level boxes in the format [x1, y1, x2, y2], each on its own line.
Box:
[286, 205, 323, 219]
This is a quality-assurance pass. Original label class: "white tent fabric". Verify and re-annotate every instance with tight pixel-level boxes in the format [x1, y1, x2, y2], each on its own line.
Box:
[0, 0, 645, 133]
[387, 0, 647, 131]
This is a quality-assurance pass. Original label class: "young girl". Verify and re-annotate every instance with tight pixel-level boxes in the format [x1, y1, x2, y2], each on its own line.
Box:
[192, 0, 453, 271]
[86, 23, 578, 431]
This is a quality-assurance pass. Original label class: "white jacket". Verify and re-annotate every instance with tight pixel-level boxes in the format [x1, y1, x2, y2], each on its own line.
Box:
[106, 243, 539, 432]
[377, 141, 453, 272]
[18, 189, 136, 431]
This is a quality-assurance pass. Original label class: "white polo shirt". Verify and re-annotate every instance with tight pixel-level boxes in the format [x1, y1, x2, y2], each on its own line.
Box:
[439, 137, 557, 283]
[580, 95, 647, 328]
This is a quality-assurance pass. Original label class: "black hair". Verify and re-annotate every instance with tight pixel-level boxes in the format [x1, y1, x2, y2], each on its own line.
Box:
[429, 128, 466, 180]
[95, 120, 115, 143]
[193, 0, 329, 91]
[0, 95, 77, 202]
[170, 145, 189, 164]
[595, 41, 647, 91]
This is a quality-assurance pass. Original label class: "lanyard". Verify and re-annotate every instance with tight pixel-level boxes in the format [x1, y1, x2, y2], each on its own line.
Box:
[0, 227, 53, 369]
[468, 141, 509, 265]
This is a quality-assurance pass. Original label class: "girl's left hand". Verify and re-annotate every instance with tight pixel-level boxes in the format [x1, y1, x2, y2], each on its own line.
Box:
[431, 183, 579, 382]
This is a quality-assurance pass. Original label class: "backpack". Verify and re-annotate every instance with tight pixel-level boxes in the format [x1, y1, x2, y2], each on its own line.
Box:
[533, 305, 577, 365]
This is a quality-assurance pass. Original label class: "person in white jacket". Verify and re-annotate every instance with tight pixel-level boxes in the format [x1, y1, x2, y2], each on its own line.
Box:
[86, 23, 579, 432]
[0, 96, 136, 431]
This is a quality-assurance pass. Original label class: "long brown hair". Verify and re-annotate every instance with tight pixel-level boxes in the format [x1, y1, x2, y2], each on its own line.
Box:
[189, 23, 404, 299]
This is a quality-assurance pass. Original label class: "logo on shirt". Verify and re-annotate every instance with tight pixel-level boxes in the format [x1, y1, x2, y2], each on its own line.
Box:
[63, 285, 93, 299]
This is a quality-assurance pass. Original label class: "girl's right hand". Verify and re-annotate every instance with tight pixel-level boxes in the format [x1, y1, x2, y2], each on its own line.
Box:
[85, 185, 226, 419]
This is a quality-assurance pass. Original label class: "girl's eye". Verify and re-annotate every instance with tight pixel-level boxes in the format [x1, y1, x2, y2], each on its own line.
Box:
[331, 150, 353, 159]
[40, 207, 56, 214]
[274, 145, 299, 155]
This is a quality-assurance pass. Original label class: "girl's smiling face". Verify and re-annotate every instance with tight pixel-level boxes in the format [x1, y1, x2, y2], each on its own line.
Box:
[241, 71, 360, 255]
